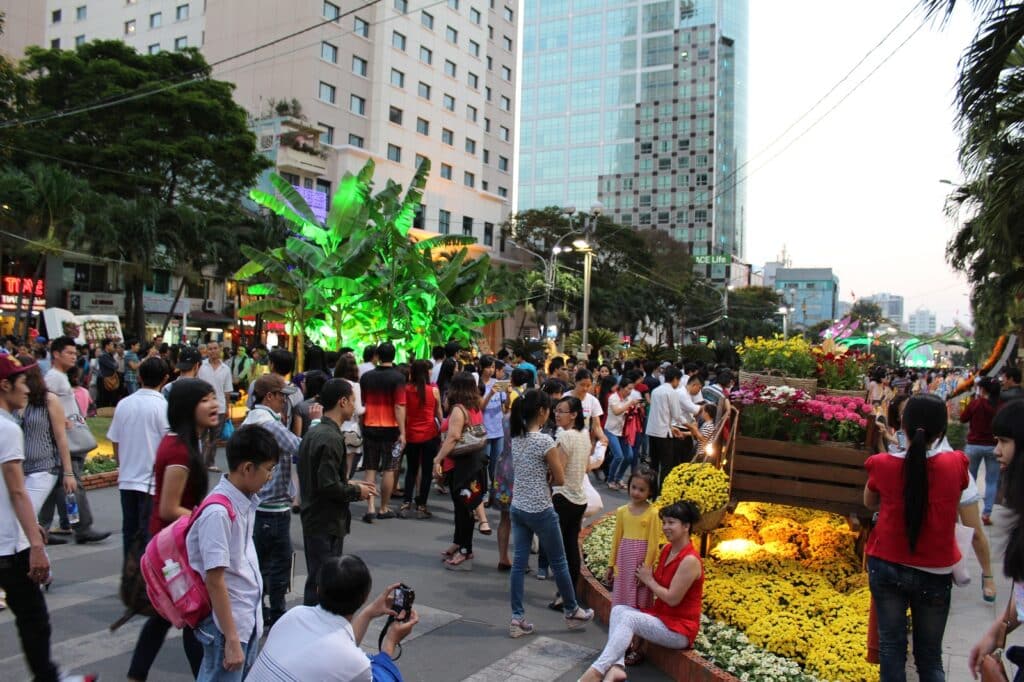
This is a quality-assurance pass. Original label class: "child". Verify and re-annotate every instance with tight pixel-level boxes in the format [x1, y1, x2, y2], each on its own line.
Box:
[187, 425, 280, 681]
[604, 468, 662, 611]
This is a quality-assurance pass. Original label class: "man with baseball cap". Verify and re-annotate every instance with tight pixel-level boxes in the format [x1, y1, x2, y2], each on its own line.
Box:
[161, 346, 202, 399]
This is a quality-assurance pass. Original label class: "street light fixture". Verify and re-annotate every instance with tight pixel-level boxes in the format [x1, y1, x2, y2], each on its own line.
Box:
[574, 202, 603, 357]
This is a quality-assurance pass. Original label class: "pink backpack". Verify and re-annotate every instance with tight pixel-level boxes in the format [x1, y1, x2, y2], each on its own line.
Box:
[140, 493, 235, 628]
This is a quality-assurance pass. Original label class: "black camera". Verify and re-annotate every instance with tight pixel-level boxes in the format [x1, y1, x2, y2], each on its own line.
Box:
[392, 583, 415, 622]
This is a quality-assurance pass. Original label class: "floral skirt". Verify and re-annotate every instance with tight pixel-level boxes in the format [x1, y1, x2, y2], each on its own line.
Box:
[490, 420, 514, 510]
[611, 538, 653, 610]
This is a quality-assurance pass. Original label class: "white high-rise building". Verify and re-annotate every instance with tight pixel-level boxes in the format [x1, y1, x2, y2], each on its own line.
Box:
[907, 308, 937, 337]
[864, 292, 905, 326]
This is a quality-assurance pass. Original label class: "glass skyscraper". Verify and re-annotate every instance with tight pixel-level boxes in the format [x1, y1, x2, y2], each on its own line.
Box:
[518, 0, 748, 281]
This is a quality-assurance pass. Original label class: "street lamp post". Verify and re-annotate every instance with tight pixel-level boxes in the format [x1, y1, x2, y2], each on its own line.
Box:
[572, 202, 603, 358]
[778, 305, 789, 338]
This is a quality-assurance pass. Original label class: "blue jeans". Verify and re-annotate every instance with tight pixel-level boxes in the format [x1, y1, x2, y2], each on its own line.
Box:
[608, 433, 635, 483]
[194, 617, 259, 682]
[485, 437, 504, 492]
[867, 556, 952, 682]
[965, 443, 999, 515]
[253, 510, 291, 629]
[510, 506, 580, 620]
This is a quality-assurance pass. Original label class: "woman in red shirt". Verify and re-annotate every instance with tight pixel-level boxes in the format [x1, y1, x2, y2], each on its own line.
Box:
[580, 501, 704, 682]
[864, 394, 968, 682]
[960, 376, 1001, 523]
[128, 377, 219, 681]
[400, 360, 442, 519]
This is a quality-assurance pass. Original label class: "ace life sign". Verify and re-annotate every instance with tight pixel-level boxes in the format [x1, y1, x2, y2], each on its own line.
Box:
[694, 254, 730, 265]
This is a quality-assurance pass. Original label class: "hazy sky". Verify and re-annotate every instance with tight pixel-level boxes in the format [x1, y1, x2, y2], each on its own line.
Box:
[746, 1, 977, 328]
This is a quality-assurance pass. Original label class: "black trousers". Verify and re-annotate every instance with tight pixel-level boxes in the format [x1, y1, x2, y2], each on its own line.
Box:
[403, 438, 439, 506]
[0, 549, 59, 682]
[553, 493, 587, 591]
[302, 532, 344, 606]
[450, 485, 475, 554]
[649, 436, 693, 491]
[127, 614, 202, 680]
[120, 489, 152, 560]
[38, 457, 94, 536]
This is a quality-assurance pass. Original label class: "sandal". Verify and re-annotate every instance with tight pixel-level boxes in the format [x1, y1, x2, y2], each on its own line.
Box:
[442, 544, 460, 560]
[477, 520, 493, 535]
[396, 503, 412, 519]
[983, 574, 997, 603]
[445, 552, 474, 571]
[624, 647, 646, 666]
[547, 595, 564, 611]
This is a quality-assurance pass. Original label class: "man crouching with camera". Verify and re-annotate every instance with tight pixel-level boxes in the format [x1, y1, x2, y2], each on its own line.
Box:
[247, 555, 418, 681]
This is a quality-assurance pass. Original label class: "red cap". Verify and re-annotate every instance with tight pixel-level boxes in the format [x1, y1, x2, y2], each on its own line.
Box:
[0, 354, 35, 381]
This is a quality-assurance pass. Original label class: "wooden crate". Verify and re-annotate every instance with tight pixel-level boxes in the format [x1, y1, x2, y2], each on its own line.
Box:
[729, 435, 872, 520]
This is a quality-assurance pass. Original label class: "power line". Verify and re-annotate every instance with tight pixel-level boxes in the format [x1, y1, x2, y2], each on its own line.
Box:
[0, 143, 161, 182]
[0, 0, 386, 131]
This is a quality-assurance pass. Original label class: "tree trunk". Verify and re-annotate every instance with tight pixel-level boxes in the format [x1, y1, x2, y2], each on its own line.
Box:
[160, 278, 188, 338]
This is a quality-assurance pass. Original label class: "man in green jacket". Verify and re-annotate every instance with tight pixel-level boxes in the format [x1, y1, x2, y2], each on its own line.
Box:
[296, 378, 376, 606]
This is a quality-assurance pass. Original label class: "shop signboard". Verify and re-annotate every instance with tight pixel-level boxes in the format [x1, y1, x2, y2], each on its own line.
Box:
[67, 291, 125, 315]
[143, 293, 189, 315]
[43, 308, 123, 345]
[0, 277, 45, 311]
[694, 254, 730, 265]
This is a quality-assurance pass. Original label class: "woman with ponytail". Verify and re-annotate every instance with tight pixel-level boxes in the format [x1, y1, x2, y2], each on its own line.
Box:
[864, 393, 968, 681]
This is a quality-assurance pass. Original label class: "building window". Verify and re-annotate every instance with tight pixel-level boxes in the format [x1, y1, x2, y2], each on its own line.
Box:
[350, 94, 366, 115]
[484, 222, 494, 246]
[125, 20, 137, 35]
[150, 12, 162, 28]
[464, 172, 475, 188]
[470, 7, 482, 24]
[387, 144, 402, 163]
[467, 72, 479, 89]
[498, 156, 509, 171]
[465, 138, 476, 154]
[439, 209, 451, 234]
[319, 123, 334, 145]
[348, 133, 364, 147]
[176, 4, 189, 20]
[500, 65, 511, 80]
[51, 38, 61, 49]
[447, 0, 459, 9]
[469, 40, 480, 57]
[485, 86, 491, 101]
[174, 36, 187, 50]
[422, 11, 434, 28]
[354, 16, 369, 36]
[352, 56, 367, 76]
[394, 0, 408, 12]
[503, 6, 513, 21]
[499, 125, 510, 142]
[388, 106, 403, 125]
[323, 1, 340, 20]
[444, 60, 457, 78]
[76, 5, 87, 20]
[415, 154, 428, 170]
[321, 41, 338, 63]
[462, 216, 473, 236]
[488, 24, 494, 39]
[416, 117, 430, 135]
[392, 31, 406, 50]
[418, 81, 431, 99]
[502, 35, 512, 51]
[52, 9, 62, 23]
[75, 35, 86, 46]
[483, 117, 490, 131]
[443, 94, 455, 111]
[487, 56, 493, 70]
[319, 81, 337, 104]
[390, 68, 405, 88]
[466, 105, 477, 122]
[148, 43, 160, 54]
[419, 46, 433, 64]
[440, 163, 452, 179]
[499, 95, 511, 111]
[497, 186, 508, 198]
[446, 26, 458, 43]
[442, 128, 454, 145]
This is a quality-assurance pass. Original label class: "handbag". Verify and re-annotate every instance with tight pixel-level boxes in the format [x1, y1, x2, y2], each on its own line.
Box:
[66, 412, 98, 458]
[981, 621, 1010, 682]
[447, 406, 487, 457]
[103, 373, 121, 392]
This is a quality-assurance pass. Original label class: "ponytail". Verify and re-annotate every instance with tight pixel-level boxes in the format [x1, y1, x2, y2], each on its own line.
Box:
[510, 388, 551, 438]
[900, 394, 948, 554]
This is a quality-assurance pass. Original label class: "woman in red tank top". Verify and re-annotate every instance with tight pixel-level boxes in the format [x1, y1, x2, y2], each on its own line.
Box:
[580, 501, 704, 682]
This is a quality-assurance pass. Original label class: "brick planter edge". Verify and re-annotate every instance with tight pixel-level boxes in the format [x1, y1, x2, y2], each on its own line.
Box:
[81, 470, 119, 490]
[578, 514, 740, 682]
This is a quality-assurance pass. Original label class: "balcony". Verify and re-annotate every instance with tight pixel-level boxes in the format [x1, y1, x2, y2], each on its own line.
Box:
[275, 120, 328, 175]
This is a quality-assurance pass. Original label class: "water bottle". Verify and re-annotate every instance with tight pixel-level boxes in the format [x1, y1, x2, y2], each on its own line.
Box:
[391, 441, 404, 468]
[65, 493, 80, 526]
[162, 558, 189, 601]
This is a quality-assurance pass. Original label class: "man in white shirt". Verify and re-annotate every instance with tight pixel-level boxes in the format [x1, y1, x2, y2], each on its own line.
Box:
[44, 336, 109, 544]
[0, 354, 62, 681]
[247, 555, 418, 682]
[198, 341, 234, 472]
[645, 367, 689, 488]
[357, 345, 377, 379]
[106, 357, 169, 558]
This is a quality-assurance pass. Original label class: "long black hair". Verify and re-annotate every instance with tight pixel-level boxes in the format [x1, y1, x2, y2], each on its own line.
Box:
[166, 378, 215, 502]
[995, 401, 1024, 580]
[510, 389, 552, 437]
[555, 396, 585, 431]
[900, 394, 948, 554]
[979, 376, 1001, 407]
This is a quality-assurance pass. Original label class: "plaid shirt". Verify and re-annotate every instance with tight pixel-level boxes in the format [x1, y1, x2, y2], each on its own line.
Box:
[243, 405, 301, 511]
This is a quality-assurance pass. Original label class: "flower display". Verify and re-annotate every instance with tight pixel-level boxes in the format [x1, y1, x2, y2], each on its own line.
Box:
[737, 336, 818, 379]
[583, 501, 878, 681]
[813, 346, 873, 391]
[733, 384, 873, 444]
[655, 462, 731, 515]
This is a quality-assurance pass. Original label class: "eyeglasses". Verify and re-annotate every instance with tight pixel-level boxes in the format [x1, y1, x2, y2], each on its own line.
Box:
[554, 410, 574, 415]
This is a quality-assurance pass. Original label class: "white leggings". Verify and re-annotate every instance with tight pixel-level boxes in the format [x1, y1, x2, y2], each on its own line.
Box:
[591, 604, 689, 674]
[25, 472, 57, 514]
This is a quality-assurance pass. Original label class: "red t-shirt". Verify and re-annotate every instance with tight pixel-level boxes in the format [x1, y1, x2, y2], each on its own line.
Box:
[866, 449, 969, 568]
[360, 366, 406, 429]
[405, 383, 440, 444]
[148, 434, 199, 537]
[440, 406, 483, 473]
[643, 541, 703, 642]
[960, 397, 997, 446]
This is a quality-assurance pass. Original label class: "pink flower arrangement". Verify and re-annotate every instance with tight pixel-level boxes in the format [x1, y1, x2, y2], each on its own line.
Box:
[734, 384, 872, 445]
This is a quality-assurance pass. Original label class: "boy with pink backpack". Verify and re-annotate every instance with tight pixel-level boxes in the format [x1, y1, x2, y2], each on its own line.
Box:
[145, 424, 279, 681]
